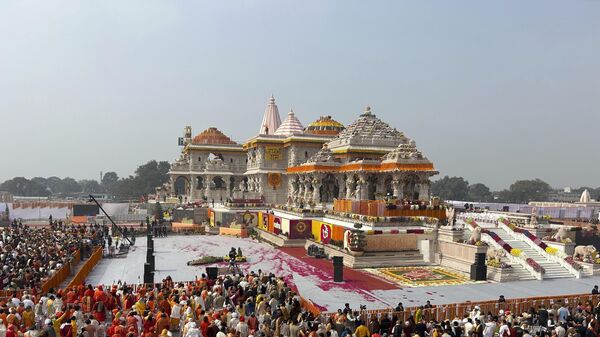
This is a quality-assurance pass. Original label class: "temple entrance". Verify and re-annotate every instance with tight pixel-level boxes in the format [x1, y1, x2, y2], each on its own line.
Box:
[319, 174, 339, 203]
[367, 175, 378, 200]
[384, 175, 394, 197]
[212, 176, 226, 189]
[174, 176, 190, 196]
[403, 175, 419, 200]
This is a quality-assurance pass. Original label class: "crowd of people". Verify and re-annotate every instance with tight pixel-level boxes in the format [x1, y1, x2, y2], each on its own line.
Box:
[0, 270, 322, 337]
[0, 223, 101, 291]
[326, 297, 600, 337]
[0, 267, 599, 337]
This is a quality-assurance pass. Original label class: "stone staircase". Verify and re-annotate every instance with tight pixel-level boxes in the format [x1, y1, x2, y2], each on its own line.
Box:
[462, 228, 536, 281]
[350, 251, 425, 268]
[486, 227, 574, 279]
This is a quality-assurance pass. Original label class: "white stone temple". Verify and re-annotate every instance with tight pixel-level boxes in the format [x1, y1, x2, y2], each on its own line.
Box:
[165, 96, 437, 205]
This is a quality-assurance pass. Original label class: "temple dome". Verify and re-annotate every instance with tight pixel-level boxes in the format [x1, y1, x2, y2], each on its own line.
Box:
[274, 110, 304, 136]
[327, 106, 408, 149]
[192, 127, 237, 145]
[259, 95, 282, 135]
[580, 189, 591, 203]
[305, 115, 345, 136]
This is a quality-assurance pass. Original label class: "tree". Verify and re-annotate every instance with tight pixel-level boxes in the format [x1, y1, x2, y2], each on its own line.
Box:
[431, 176, 469, 200]
[501, 179, 551, 203]
[101, 172, 119, 194]
[468, 183, 493, 202]
[79, 179, 104, 194]
[0, 177, 50, 197]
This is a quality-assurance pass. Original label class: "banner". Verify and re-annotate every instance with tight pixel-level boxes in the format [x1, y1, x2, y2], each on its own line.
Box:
[289, 220, 312, 240]
[273, 216, 282, 235]
[320, 223, 332, 244]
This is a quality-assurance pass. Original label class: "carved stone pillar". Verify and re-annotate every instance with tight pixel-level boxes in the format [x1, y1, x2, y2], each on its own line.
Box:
[225, 178, 231, 198]
[303, 177, 312, 203]
[357, 175, 367, 200]
[257, 175, 264, 195]
[204, 175, 213, 201]
[297, 176, 305, 203]
[312, 178, 322, 205]
[345, 177, 355, 199]
[337, 175, 346, 200]
[419, 180, 430, 201]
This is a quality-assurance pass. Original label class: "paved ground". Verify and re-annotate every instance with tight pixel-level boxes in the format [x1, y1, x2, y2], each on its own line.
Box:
[86, 235, 600, 312]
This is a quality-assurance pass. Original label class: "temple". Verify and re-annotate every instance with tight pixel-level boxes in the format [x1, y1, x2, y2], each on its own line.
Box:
[166, 97, 436, 206]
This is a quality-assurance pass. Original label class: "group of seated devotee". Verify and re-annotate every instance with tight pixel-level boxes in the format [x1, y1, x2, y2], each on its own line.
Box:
[0, 268, 599, 337]
[0, 270, 320, 337]
[0, 224, 100, 291]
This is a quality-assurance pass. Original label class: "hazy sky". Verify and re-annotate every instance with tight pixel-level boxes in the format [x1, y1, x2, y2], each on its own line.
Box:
[0, 1, 598, 190]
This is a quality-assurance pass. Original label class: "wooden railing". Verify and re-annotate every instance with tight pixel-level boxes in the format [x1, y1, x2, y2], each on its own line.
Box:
[65, 247, 103, 290]
[321, 293, 598, 322]
[41, 250, 81, 293]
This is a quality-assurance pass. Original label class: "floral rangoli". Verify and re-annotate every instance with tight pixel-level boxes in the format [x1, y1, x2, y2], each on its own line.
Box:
[366, 266, 472, 287]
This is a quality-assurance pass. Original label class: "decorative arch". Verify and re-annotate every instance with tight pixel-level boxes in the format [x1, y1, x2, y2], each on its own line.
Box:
[174, 176, 190, 196]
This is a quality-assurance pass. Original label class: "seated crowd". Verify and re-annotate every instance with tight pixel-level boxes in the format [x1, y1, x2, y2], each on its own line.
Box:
[1, 270, 599, 337]
[0, 271, 318, 337]
[0, 223, 100, 290]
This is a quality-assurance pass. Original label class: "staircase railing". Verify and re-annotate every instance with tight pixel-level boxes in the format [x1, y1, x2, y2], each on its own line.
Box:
[458, 218, 543, 280]
[497, 219, 582, 279]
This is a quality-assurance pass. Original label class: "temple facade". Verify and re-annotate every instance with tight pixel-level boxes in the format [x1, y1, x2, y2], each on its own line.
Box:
[166, 96, 437, 205]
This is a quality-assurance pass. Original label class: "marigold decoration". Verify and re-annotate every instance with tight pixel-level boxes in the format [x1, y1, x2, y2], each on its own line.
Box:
[510, 248, 523, 257]
[545, 247, 558, 255]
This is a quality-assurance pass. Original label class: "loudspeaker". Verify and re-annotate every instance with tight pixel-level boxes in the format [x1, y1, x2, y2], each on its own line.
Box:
[147, 235, 154, 250]
[206, 267, 218, 280]
[333, 256, 343, 282]
[143, 263, 154, 284]
[474, 253, 486, 265]
[470, 263, 487, 281]
[146, 247, 154, 261]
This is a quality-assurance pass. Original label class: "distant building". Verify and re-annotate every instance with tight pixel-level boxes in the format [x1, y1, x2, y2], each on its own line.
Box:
[0, 191, 13, 203]
[546, 187, 580, 203]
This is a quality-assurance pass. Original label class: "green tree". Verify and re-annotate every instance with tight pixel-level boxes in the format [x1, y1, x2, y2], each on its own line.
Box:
[502, 179, 551, 203]
[101, 172, 120, 195]
[431, 176, 469, 200]
[79, 179, 104, 194]
[0, 177, 51, 197]
[468, 183, 493, 202]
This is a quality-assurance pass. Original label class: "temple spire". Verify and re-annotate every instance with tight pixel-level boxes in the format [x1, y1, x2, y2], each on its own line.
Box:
[259, 95, 282, 135]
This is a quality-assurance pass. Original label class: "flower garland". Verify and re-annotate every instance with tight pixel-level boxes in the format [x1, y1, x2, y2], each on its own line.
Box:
[564, 256, 583, 270]
[510, 248, 523, 257]
[526, 258, 545, 273]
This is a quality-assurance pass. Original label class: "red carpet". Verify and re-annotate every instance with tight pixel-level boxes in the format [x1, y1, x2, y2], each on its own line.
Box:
[279, 247, 399, 291]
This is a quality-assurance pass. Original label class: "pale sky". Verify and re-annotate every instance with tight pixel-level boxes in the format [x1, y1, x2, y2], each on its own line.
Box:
[0, 1, 598, 190]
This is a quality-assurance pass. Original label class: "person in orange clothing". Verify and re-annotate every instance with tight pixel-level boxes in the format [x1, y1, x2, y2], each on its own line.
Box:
[92, 300, 106, 323]
[21, 307, 35, 331]
[143, 315, 157, 337]
[155, 313, 170, 334]
[83, 285, 95, 312]
[5, 308, 19, 331]
[93, 286, 107, 304]
[126, 312, 139, 336]
[65, 287, 78, 305]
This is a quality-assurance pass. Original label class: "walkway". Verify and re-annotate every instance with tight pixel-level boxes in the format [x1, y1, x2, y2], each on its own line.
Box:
[85, 234, 600, 311]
